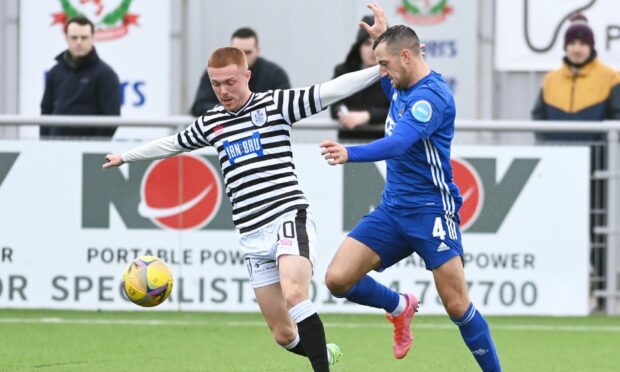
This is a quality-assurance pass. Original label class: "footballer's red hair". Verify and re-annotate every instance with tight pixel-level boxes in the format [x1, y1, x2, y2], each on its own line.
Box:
[208, 47, 248, 69]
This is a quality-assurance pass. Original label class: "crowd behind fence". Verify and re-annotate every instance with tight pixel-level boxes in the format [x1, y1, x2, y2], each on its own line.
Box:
[1, 116, 619, 315]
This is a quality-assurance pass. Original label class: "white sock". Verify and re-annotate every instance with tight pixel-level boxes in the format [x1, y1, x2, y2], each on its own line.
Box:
[390, 294, 407, 317]
[288, 299, 316, 323]
[327, 346, 332, 364]
[283, 333, 300, 350]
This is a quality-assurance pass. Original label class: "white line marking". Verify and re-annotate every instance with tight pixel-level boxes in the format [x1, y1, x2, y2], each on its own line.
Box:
[0, 317, 619, 332]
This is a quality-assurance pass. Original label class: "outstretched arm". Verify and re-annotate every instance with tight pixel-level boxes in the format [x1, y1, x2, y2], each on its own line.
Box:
[320, 121, 421, 165]
[102, 135, 184, 169]
[319, 66, 380, 107]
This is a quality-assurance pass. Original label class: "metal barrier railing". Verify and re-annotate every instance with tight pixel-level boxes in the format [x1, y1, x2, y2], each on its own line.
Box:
[2, 115, 620, 131]
[1, 115, 619, 314]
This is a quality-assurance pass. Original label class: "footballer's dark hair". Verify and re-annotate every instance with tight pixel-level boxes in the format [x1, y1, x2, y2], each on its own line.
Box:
[231, 27, 259, 46]
[373, 25, 421, 55]
[64, 15, 95, 35]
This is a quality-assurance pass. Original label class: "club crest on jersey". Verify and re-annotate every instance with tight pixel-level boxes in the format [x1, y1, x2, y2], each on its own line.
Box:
[385, 115, 396, 136]
[411, 100, 432, 123]
[251, 108, 268, 127]
[223, 131, 264, 165]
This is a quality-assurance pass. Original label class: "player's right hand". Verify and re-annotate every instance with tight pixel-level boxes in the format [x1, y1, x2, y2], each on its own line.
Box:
[320, 140, 349, 166]
[102, 153, 125, 169]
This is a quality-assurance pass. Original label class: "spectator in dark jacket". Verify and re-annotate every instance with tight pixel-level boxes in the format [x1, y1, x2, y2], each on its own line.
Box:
[330, 15, 389, 141]
[531, 13, 620, 142]
[190, 27, 290, 116]
[40, 15, 120, 139]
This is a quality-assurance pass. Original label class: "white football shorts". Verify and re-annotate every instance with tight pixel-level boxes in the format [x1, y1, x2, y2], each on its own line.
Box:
[241, 208, 317, 288]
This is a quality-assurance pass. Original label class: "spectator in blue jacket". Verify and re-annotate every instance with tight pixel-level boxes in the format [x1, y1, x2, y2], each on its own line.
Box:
[40, 15, 120, 139]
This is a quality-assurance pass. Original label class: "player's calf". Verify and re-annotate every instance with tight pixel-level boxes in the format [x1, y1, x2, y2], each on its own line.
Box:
[288, 300, 330, 371]
[451, 303, 501, 372]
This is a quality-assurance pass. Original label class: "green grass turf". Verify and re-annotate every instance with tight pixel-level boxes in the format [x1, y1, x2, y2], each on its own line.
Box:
[1, 309, 619, 371]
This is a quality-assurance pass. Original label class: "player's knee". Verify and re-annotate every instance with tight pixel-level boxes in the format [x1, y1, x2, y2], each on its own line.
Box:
[282, 286, 308, 308]
[271, 326, 297, 346]
[324, 269, 351, 296]
[443, 296, 470, 318]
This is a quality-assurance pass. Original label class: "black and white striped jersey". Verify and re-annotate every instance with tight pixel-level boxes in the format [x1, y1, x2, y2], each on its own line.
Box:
[175, 86, 323, 234]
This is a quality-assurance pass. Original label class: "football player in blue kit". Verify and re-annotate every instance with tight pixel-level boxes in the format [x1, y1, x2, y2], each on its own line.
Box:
[320, 4, 501, 371]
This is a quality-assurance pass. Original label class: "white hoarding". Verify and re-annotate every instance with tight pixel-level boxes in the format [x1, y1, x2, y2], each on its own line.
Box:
[0, 141, 590, 315]
[380, 0, 478, 118]
[496, 0, 620, 71]
[18, 0, 170, 137]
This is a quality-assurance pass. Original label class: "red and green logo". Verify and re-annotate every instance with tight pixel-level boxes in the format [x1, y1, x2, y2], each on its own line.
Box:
[52, 0, 139, 41]
[397, 0, 453, 25]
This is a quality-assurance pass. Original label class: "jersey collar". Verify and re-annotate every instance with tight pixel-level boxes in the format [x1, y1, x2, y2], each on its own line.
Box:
[225, 93, 255, 116]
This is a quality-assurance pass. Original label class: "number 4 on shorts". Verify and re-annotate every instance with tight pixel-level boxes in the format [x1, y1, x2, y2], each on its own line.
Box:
[432, 217, 446, 241]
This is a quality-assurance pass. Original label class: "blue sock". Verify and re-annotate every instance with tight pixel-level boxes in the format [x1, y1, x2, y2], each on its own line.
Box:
[451, 303, 501, 372]
[336, 275, 400, 312]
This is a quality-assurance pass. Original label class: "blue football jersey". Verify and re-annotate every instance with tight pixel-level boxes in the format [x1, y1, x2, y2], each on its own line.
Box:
[379, 71, 462, 214]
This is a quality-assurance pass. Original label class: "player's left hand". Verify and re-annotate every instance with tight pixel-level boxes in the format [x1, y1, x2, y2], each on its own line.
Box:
[320, 140, 348, 165]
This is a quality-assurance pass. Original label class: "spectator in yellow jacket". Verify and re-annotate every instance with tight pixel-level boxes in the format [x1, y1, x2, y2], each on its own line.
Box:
[532, 13, 620, 141]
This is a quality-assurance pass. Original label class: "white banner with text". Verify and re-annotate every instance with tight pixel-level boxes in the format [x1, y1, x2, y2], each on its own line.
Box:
[495, 0, 620, 71]
[0, 141, 590, 315]
[19, 0, 170, 138]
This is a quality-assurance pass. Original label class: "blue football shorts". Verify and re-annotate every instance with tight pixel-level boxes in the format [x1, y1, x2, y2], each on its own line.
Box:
[348, 203, 463, 271]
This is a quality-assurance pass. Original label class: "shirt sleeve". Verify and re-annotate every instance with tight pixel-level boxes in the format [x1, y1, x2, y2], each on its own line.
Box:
[380, 76, 393, 99]
[274, 66, 380, 125]
[328, 66, 346, 119]
[273, 85, 323, 125]
[402, 95, 441, 140]
[175, 117, 213, 150]
[346, 94, 442, 162]
[346, 117, 421, 162]
[121, 135, 185, 163]
[319, 65, 380, 107]
[121, 117, 213, 162]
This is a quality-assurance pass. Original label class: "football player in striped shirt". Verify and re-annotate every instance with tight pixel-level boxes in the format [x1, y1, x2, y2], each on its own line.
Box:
[320, 4, 502, 371]
[102, 9, 388, 371]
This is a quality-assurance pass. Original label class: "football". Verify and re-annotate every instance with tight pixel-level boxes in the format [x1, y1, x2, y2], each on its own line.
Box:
[122, 256, 174, 307]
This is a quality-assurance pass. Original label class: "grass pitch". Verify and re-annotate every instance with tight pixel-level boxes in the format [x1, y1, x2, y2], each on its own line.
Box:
[1, 309, 619, 371]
